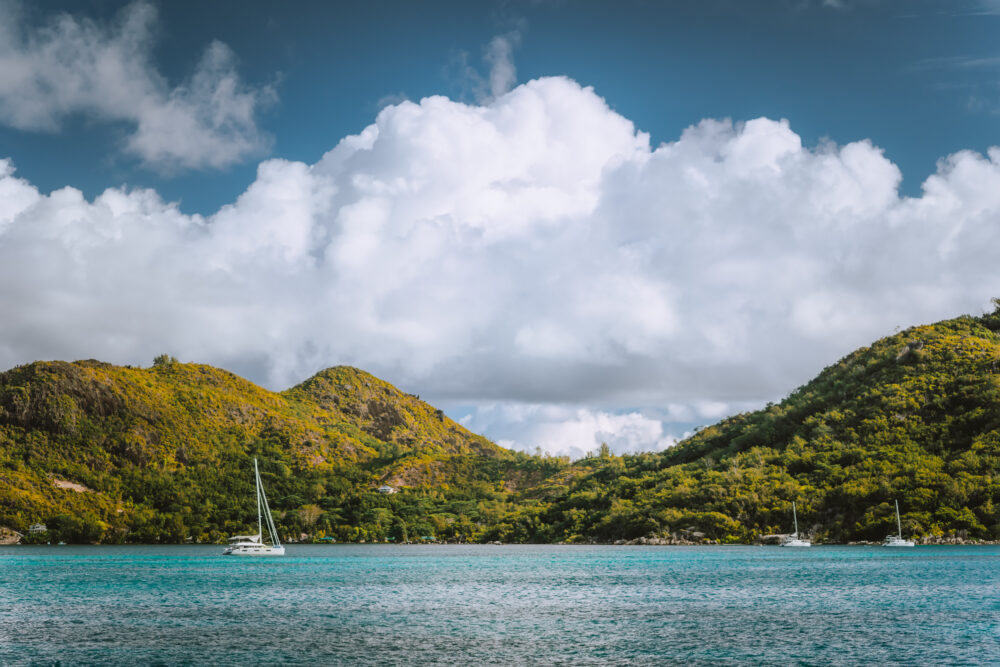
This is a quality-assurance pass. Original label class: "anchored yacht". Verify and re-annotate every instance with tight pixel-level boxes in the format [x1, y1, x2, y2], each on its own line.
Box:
[224, 458, 285, 556]
[882, 500, 915, 547]
[780, 501, 811, 547]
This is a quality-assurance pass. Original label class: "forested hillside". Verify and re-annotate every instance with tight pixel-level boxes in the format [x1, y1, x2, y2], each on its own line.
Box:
[489, 306, 1000, 544]
[0, 359, 557, 544]
[2, 304, 999, 545]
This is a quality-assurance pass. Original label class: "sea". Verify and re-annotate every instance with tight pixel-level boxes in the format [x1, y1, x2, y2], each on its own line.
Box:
[1, 544, 997, 665]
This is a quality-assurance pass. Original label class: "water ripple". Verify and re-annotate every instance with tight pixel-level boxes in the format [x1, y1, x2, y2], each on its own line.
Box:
[0, 545, 996, 665]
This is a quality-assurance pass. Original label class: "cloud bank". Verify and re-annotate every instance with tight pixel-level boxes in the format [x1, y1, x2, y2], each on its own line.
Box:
[0, 1, 272, 171]
[1, 76, 999, 454]
[462, 404, 679, 460]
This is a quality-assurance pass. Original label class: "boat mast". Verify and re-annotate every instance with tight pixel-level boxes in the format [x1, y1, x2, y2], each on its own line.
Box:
[254, 458, 263, 541]
[792, 501, 799, 537]
[258, 476, 282, 548]
[895, 499, 902, 539]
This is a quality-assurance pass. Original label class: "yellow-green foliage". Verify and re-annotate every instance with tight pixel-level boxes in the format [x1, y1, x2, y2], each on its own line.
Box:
[0, 359, 529, 544]
[487, 310, 1000, 544]
[2, 305, 999, 544]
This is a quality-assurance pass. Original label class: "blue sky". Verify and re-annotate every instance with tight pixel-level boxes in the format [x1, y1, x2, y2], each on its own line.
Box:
[5, 0, 1000, 212]
[1, 0, 1000, 456]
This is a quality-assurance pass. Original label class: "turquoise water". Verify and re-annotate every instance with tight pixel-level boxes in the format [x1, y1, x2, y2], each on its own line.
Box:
[1, 545, 997, 665]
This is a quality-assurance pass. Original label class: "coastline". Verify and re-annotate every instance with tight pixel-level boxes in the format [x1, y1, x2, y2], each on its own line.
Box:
[6, 537, 998, 547]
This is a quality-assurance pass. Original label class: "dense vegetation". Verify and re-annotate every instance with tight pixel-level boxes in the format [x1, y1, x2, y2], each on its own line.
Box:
[2, 305, 999, 545]
[488, 304, 1000, 544]
[0, 360, 554, 544]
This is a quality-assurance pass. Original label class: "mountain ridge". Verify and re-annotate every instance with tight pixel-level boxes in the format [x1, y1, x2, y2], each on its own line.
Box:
[0, 357, 530, 543]
[2, 303, 999, 544]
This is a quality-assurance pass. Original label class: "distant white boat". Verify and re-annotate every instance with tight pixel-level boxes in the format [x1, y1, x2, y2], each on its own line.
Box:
[780, 501, 811, 547]
[224, 458, 285, 556]
[882, 500, 915, 548]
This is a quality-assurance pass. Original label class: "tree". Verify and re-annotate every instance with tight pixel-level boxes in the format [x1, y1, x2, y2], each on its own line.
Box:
[152, 354, 178, 367]
[298, 504, 322, 528]
[49, 512, 107, 544]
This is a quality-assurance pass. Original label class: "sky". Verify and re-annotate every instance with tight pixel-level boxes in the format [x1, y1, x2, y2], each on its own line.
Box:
[1, 0, 999, 458]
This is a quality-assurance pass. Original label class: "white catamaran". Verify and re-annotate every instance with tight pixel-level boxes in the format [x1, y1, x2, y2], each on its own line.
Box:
[882, 499, 915, 547]
[780, 501, 811, 547]
[224, 458, 285, 556]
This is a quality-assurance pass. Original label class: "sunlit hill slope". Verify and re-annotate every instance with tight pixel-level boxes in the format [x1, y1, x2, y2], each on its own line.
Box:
[491, 306, 1000, 544]
[0, 360, 547, 543]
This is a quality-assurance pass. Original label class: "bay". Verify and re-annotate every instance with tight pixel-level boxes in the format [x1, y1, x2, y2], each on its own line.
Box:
[1, 544, 997, 665]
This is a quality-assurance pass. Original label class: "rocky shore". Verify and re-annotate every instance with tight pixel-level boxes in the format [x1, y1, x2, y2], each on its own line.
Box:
[846, 535, 999, 546]
[608, 537, 1000, 546]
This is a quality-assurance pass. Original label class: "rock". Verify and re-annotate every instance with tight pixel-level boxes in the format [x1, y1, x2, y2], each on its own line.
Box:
[0, 527, 22, 545]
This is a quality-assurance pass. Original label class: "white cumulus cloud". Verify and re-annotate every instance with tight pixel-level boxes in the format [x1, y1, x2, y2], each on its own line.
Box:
[0, 0, 273, 171]
[1, 75, 1000, 455]
[462, 404, 678, 459]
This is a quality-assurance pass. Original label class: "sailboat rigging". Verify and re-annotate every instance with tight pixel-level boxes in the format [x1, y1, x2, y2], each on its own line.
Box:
[780, 501, 811, 547]
[882, 499, 915, 547]
[223, 458, 285, 556]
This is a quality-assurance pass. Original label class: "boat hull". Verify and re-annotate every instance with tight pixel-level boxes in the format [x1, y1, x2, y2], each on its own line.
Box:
[223, 545, 286, 556]
[882, 539, 915, 548]
[780, 538, 811, 548]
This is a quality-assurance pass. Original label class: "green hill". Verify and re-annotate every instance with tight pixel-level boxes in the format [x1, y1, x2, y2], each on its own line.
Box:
[489, 305, 1000, 544]
[0, 358, 556, 544]
[2, 304, 999, 545]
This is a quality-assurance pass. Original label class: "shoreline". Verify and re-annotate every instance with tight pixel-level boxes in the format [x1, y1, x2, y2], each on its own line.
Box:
[5, 539, 999, 547]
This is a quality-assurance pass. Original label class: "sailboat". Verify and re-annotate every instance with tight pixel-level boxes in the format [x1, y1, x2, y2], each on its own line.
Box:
[223, 458, 285, 556]
[780, 501, 811, 547]
[882, 500, 915, 547]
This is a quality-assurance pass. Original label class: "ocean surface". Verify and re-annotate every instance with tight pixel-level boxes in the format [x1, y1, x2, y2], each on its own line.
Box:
[1, 544, 997, 665]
